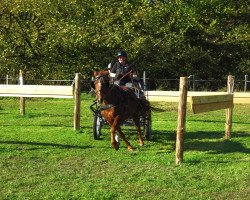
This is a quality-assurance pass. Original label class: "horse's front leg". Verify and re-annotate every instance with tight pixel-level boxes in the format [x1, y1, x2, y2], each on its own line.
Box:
[105, 116, 120, 151]
[113, 116, 134, 151]
[110, 123, 120, 151]
[132, 114, 144, 146]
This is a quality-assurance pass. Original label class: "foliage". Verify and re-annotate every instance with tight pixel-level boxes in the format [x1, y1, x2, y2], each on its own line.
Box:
[0, 0, 249, 81]
[0, 95, 249, 199]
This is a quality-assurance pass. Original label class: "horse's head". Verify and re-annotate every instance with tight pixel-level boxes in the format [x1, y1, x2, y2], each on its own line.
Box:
[91, 71, 110, 103]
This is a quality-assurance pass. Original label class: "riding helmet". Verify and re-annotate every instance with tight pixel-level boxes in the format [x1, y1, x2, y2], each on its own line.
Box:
[117, 50, 127, 58]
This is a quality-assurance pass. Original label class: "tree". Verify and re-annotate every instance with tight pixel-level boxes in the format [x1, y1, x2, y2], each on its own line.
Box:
[0, 0, 249, 83]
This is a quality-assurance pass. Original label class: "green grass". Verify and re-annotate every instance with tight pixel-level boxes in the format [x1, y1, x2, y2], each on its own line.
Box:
[0, 94, 249, 200]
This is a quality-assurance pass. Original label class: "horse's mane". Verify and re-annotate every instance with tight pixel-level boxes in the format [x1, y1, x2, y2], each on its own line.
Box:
[93, 69, 110, 77]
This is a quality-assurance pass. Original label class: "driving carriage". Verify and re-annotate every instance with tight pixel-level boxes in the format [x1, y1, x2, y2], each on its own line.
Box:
[90, 69, 152, 151]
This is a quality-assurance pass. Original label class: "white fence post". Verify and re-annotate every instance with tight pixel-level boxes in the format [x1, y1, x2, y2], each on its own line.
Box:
[19, 70, 25, 116]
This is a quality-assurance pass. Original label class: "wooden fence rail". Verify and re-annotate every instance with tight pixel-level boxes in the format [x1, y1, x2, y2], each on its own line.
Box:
[0, 71, 82, 131]
[145, 91, 250, 104]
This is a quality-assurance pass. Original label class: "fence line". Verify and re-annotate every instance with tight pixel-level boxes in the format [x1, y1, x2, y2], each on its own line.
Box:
[143, 74, 249, 92]
[1, 74, 249, 92]
[0, 72, 82, 131]
[145, 91, 250, 104]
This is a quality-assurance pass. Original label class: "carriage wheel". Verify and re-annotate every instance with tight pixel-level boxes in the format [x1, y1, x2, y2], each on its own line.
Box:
[93, 112, 102, 140]
[144, 111, 152, 140]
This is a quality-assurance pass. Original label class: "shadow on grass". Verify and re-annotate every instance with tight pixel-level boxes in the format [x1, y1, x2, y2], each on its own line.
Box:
[188, 119, 250, 125]
[0, 141, 93, 149]
[187, 131, 226, 140]
[0, 113, 73, 117]
[0, 124, 73, 128]
[151, 130, 176, 143]
[0, 123, 94, 130]
[185, 138, 250, 154]
[150, 130, 250, 154]
[151, 130, 225, 142]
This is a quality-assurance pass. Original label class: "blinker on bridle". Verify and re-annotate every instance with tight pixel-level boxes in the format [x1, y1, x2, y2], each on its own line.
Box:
[92, 75, 111, 102]
[91, 75, 105, 88]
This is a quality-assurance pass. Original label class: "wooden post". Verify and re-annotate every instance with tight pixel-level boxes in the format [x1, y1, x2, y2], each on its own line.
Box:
[143, 71, 149, 99]
[143, 71, 146, 91]
[74, 73, 81, 131]
[225, 75, 234, 139]
[244, 75, 248, 92]
[192, 75, 195, 91]
[19, 70, 25, 116]
[176, 77, 188, 164]
[6, 75, 9, 85]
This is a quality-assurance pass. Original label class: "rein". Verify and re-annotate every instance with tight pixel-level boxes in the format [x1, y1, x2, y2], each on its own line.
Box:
[94, 70, 133, 103]
[105, 69, 132, 97]
[116, 69, 133, 83]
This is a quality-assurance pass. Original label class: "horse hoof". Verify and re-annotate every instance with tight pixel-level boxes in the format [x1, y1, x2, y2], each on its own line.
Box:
[128, 147, 134, 151]
[115, 143, 120, 151]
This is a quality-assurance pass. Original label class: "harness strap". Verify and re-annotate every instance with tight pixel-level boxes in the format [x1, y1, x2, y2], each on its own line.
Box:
[99, 104, 116, 111]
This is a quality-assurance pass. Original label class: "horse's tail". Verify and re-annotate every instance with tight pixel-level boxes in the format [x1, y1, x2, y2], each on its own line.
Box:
[137, 98, 151, 113]
[138, 98, 164, 112]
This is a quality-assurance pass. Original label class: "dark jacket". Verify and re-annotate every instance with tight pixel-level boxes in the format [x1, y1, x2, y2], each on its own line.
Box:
[110, 62, 134, 85]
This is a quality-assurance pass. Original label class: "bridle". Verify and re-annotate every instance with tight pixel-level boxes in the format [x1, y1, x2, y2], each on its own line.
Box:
[91, 75, 112, 103]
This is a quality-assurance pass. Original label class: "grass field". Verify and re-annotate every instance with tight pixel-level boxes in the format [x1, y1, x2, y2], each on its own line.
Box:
[0, 93, 249, 200]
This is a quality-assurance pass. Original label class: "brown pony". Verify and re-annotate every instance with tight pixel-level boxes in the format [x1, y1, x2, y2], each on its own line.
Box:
[91, 70, 150, 151]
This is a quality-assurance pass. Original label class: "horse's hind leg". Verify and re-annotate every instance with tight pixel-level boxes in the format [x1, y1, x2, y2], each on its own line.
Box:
[132, 115, 144, 146]
[116, 126, 134, 151]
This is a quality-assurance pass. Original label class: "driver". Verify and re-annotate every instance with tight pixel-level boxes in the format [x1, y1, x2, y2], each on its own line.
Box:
[110, 50, 135, 88]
